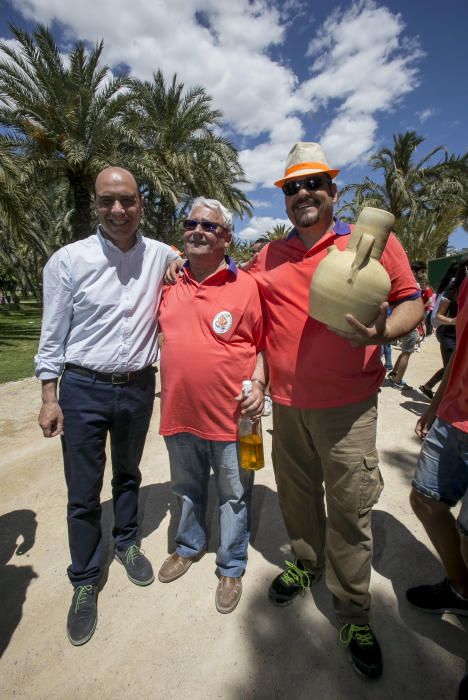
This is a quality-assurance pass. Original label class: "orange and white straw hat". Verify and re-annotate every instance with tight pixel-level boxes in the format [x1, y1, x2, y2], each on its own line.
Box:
[274, 142, 340, 188]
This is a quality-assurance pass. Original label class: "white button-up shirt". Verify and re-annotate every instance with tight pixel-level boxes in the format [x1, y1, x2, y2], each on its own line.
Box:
[35, 228, 177, 379]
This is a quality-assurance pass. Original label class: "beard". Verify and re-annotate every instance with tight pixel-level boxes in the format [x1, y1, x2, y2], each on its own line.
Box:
[289, 196, 321, 228]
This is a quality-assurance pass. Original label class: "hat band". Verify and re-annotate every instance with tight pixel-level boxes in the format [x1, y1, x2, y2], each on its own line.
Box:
[284, 161, 331, 177]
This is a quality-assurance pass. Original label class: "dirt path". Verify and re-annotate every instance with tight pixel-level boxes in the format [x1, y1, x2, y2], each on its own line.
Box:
[1, 337, 466, 699]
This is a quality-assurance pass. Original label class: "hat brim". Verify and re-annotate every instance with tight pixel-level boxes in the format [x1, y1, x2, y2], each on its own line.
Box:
[274, 166, 340, 188]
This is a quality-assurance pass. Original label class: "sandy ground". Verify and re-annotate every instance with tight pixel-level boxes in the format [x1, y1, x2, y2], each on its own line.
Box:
[1, 335, 467, 699]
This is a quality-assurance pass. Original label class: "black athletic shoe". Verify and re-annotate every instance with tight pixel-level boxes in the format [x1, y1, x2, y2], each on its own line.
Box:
[268, 559, 317, 606]
[67, 585, 98, 646]
[406, 578, 468, 615]
[115, 544, 154, 586]
[417, 385, 434, 400]
[339, 623, 383, 679]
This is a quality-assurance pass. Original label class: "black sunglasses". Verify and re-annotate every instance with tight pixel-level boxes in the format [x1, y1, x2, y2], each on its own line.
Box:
[182, 219, 227, 234]
[282, 176, 331, 197]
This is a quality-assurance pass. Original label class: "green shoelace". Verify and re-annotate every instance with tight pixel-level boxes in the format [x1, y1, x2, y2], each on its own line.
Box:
[124, 544, 141, 565]
[74, 585, 94, 613]
[280, 560, 312, 589]
[340, 624, 374, 647]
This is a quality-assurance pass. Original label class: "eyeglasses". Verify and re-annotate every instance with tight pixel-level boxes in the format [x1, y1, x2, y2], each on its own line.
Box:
[282, 176, 331, 197]
[182, 219, 227, 234]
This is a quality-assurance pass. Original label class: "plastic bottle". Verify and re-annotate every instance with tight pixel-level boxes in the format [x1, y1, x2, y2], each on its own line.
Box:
[238, 380, 265, 470]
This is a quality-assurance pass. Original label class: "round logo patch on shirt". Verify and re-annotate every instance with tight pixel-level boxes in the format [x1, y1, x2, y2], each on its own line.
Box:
[212, 310, 233, 334]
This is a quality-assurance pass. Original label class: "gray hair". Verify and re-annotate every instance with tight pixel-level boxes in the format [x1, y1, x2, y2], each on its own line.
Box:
[189, 197, 233, 231]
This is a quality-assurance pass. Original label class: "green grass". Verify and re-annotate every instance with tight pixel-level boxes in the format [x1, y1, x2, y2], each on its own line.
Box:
[0, 301, 42, 384]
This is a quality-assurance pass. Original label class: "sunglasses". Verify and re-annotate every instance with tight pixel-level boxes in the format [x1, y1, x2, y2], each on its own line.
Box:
[282, 176, 331, 197]
[182, 219, 227, 234]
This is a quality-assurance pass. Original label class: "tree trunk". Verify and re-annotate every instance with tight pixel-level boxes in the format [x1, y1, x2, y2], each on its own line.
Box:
[69, 174, 93, 241]
[156, 194, 177, 243]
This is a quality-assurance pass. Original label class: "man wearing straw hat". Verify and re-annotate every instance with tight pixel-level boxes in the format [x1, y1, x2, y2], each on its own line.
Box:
[249, 143, 423, 678]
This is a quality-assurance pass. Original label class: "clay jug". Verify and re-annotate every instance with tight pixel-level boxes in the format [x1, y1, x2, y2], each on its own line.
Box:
[309, 207, 395, 332]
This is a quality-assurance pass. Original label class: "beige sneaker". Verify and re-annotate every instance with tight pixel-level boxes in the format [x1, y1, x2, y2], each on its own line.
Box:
[215, 576, 242, 614]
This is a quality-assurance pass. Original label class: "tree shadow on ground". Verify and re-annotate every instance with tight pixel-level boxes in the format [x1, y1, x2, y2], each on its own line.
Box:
[98, 478, 288, 585]
[0, 509, 38, 657]
[99, 482, 173, 587]
[230, 507, 466, 699]
[372, 509, 468, 659]
[231, 585, 464, 699]
[380, 445, 421, 484]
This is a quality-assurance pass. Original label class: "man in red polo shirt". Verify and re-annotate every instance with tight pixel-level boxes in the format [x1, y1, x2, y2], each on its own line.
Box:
[250, 142, 423, 678]
[157, 197, 266, 614]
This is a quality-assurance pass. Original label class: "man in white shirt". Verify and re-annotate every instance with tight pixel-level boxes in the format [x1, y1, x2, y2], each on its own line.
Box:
[35, 167, 177, 646]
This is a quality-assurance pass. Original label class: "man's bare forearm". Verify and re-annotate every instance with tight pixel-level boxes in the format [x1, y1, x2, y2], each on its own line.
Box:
[385, 298, 424, 342]
[41, 378, 59, 403]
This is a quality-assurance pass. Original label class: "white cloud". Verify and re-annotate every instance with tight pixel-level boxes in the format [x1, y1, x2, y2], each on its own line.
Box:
[236, 216, 291, 242]
[249, 199, 270, 208]
[321, 114, 378, 169]
[417, 108, 434, 124]
[6, 0, 423, 189]
[298, 0, 423, 168]
[9, 0, 300, 139]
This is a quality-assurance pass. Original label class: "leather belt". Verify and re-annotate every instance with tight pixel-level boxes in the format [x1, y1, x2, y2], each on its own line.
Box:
[64, 363, 155, 385]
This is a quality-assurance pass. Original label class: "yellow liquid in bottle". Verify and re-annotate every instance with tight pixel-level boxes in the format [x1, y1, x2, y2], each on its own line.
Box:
[239, 434, 265, 470]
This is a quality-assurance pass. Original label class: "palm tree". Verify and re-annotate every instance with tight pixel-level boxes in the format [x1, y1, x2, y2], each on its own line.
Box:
[0, 140, 26, 236]
[0, 24, 133, 240]
[123, 71, 251, 243]
[338, 131, 468, 259]
[266, 223, 293, 240]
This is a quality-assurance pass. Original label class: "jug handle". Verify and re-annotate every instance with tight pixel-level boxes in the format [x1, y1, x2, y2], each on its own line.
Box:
[348, 233, 374, 283]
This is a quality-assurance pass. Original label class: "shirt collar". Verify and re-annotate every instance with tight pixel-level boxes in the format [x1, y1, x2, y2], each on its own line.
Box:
[97, 226, 142, 252]
[286, 216, 351, 240]
[182, 255, 238, 279]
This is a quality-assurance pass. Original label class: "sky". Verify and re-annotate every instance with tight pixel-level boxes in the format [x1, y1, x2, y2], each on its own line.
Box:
[0, 0, 467, 251]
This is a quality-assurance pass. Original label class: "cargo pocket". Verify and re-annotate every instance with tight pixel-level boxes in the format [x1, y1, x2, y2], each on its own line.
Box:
[359, 449, 384, 515]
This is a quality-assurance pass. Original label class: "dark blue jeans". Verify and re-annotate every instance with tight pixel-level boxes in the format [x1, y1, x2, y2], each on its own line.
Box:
[59, 368, 155, 586]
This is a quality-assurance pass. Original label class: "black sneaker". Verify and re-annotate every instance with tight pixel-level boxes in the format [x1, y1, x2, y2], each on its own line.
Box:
[387, 373, 412, 390]
[268, 559, 317, 606]
[417, 385, 434, 400]
[406, 578, 468, 615]
[115, 544, 154, 586]
[67, 585, 97, 646]
[339, 623, 382, 679]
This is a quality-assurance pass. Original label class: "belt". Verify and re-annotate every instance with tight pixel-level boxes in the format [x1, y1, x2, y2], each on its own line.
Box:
[64, 363, 155, 385]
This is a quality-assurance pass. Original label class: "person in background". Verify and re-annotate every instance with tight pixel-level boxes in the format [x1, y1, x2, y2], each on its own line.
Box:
[406, 273, 468, 700]
[387, 327, 419, 390]
[251, 237, 269, 255]
[412, 262, 427, 284]
[418, 259, 467, 400]
[419, 275, 434, 336]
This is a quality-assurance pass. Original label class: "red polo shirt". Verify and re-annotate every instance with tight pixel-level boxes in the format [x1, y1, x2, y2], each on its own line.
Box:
[250, 221, 419, 409]
[159, 259, 264, 440]
[438, 278, 468, 432]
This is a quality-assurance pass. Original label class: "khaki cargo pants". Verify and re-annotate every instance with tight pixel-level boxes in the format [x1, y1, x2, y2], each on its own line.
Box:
[272, 395, 383, 625]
